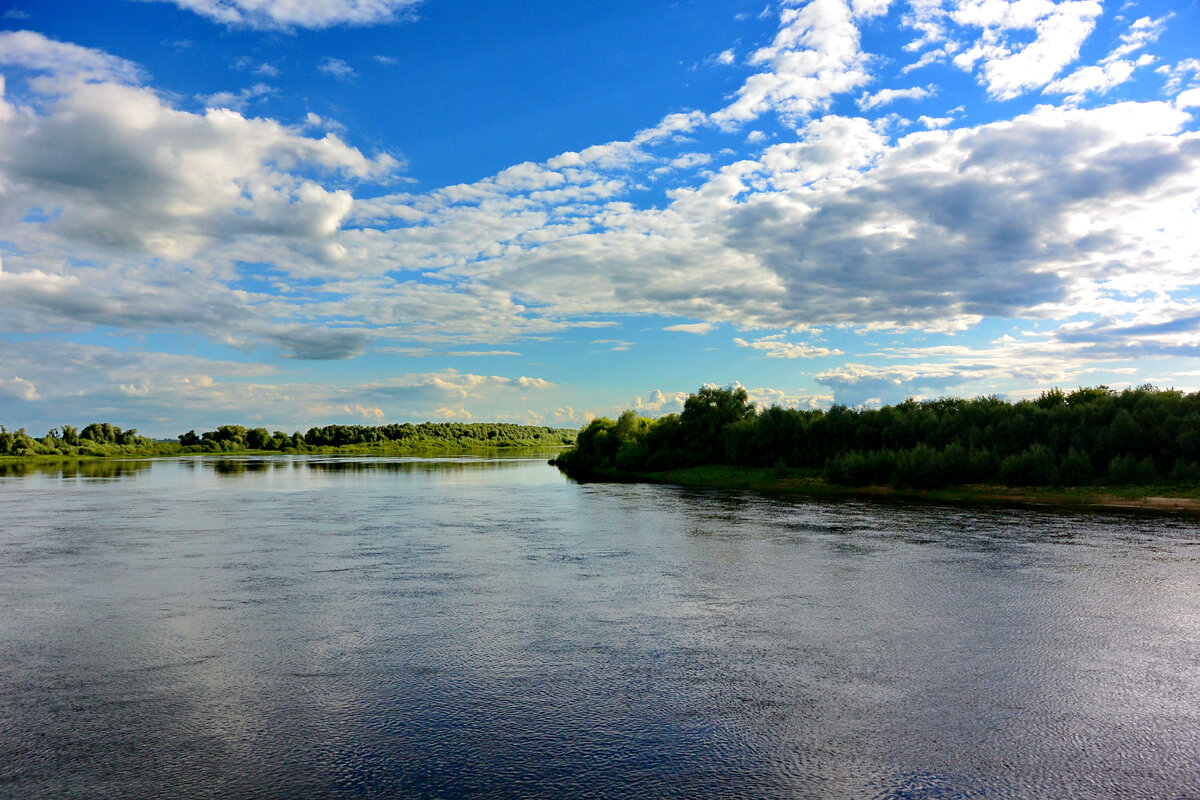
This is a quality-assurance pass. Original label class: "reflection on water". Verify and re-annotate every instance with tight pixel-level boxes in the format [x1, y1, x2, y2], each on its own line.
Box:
[184, 453, 555, 476]
[0, 458, 155, 479]
[1, 456, 1198, 799]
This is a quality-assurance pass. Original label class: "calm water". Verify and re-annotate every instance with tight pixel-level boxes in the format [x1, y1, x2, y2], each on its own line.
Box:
[2, 455, 1199, 799]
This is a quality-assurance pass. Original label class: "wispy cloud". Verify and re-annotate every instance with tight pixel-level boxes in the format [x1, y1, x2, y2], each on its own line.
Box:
[318, 57, 356, 79]
[664, 322, 716, 335]
[734, 334, 841, 359]
[149, 0, 422, 30]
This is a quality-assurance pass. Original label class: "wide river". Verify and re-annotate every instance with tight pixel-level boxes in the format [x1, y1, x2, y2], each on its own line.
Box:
[1, 455, 1198, 799]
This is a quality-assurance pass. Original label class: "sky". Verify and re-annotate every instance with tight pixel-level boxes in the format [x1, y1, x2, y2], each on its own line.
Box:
[1, 0, 1199, 437]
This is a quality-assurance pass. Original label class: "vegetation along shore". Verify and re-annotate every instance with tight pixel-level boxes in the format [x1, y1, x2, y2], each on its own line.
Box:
[0, 422, 576, 460]
[550, 384, 1200, 514]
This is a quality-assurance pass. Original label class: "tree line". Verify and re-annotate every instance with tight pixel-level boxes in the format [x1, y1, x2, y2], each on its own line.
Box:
[177, 422, 576, 452]
[0, 423, 172, 458]
[551, 384, 1200, 489]
[0, 421, 575, 458]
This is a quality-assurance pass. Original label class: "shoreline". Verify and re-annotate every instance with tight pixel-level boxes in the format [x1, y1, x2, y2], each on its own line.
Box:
[556, 463, 1200, 517]
[0, 444, 569, 473]
[0, 442, 569, 461]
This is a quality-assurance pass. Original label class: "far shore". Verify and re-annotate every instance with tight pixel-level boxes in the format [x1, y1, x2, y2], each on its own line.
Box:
[557, 463, 1200, 517]
[0, 442, 569, 466]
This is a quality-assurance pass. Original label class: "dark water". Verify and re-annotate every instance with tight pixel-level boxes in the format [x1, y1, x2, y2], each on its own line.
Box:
[2, 455, 1199, 799]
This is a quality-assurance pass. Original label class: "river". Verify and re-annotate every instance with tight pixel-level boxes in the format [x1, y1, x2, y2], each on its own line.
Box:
[2, 455, 1198, 799]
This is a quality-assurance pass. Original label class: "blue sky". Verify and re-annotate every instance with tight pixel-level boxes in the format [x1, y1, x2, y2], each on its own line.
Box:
[1, 0, 1199, 436]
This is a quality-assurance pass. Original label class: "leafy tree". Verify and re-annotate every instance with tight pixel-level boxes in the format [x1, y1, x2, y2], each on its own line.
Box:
[679, 385, 756, 464]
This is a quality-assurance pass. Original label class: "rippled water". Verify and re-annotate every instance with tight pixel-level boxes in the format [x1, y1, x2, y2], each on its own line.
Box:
[2, 455, 1199, 799]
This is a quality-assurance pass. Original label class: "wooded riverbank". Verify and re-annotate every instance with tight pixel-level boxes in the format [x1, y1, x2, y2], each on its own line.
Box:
[551, 384, 1200, 515]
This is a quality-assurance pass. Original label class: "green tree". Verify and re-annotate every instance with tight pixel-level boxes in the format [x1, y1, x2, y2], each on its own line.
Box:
[680, 385, 756, 464]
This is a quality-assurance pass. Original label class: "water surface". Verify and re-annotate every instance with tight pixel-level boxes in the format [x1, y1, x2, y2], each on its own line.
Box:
[2, 455, 1198, 798]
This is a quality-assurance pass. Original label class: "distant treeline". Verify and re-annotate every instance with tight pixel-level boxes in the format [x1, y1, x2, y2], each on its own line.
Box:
[177, 422, 575, 452]
[0, 421, 575, 458]
[0, 423, 173, 458]
[552, 385, 1200, 488]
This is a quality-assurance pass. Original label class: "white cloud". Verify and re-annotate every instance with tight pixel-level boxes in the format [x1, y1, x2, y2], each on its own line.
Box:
[1107, 15, 1169, 62]
[318, 57, 356, 79]
[198, 82, 274, 112]
[738, 383, 832, 410]
[952, 0, 1103, 100]
[850, 0, 891, 19]
[733, 334, 841, 358]
[918, 114, 954, 128]
[712, 0, 871, 126]
[1044, 60, 1135, 103]
[857, 85, 934, 110]
[1043, 14, 1165, 103]
[0, 375, 38, 402]
[632, 388, 689, 416]
[1157, 58, 1200, 93]
[1177, 88, 1200, 110]
[0, 34, 395, 266]
[664, 322, 717, 334]
[901, 0, 1104, 100]
[0, 30, 143, 84]
[0, 339, 562, 432]
[340, 99, 1199, 346]
[150, 0, 423, 30]
[4, 8, 1200, 434]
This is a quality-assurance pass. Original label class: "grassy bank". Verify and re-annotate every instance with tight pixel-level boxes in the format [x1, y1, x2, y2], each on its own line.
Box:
[560, 463, 1200, 516]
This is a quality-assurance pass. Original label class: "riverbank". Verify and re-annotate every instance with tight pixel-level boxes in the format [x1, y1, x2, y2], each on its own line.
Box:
[557, 463, 1200, 516]
[0, 444, 570, 475]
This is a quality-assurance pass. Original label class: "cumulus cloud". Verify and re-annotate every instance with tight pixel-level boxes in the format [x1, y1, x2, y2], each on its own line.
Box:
[1043, 15, 1165, 103]
[4, 6, 1200, 431]
[198, 82, 274, 111]
[632, 388, 689, 416]
[900, 0, 1104, 100]
[0, 376, 38, 402]
[0, 340, 562, 433]
[954, 0, 1103, 99]
[0, 35, 395, 263]
[1157, 58, 1200, 93]
[0, 30, 143, 83]
[857, 85, 934, 110]
[1177, 89, 1200, 110]
[430, 101, 1200, 340]
[150, 0, 423, 30]
[712, 0, 871, 126]
[0, 32, 411, 361]
[918, 114, 954, 128]
[733, 334, 841, 358]
[816, 362, 964, 405]
[736, 382, 832, 410]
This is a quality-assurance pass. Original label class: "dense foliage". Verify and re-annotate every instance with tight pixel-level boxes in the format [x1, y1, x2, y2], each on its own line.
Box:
[0, 421, 574, 458]
[178, 422, 575, 452]
[0, 423, 176, 458]
[552, 385, 1200, 489]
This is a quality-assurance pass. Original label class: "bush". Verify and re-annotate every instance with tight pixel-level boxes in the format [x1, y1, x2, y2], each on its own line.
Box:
[1108, 454, 1157, 484]
[999, 445, 1058, 486]
[892, 444, 945, 489]
[1057, 448, 1093, 486]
